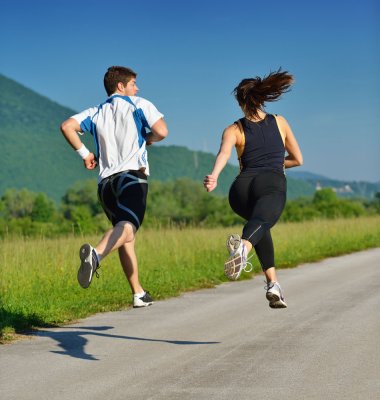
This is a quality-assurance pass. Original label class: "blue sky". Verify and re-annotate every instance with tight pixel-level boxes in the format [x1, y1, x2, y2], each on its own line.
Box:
[1, 0, 379, 182]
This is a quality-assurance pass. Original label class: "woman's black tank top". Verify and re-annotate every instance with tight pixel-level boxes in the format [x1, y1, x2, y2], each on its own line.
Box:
[239, 114, 285, 173]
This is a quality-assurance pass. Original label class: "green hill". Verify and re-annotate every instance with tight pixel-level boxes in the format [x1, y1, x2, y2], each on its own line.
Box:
[148, 145, 238, 195]
[148, 145, 315, 199]
[0, 74, 97, 202]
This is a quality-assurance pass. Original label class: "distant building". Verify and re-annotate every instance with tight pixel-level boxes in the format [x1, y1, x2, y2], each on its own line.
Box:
[315, 182, 353, 193]
[334, 184, 353, 194]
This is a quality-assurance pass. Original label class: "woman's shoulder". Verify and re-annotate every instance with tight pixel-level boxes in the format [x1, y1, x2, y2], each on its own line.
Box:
[224, 121, 242, 133]
[220, 121, 243, 146]
[272, 114, 291, 129]
[272, 114, 288, 123]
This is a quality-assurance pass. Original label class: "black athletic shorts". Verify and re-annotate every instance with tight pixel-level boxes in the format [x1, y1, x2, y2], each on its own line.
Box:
[97, 170, 148, 229]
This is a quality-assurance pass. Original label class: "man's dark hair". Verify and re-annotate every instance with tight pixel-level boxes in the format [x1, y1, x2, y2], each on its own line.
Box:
[104, 66, 137, 96]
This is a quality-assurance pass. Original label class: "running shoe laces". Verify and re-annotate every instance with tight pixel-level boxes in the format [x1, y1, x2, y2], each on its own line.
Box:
[133, 291, 154, 308]
[90, 248, 100, 278]
[226, 234, 242, 256]
[77, 244, 100, 289]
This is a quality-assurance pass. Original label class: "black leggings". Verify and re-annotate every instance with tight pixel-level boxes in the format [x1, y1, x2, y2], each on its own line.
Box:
[228, 170, 286, 271]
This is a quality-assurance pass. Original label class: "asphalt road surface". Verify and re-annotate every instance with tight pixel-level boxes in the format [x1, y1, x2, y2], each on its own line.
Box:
[1, 248, 379, 400]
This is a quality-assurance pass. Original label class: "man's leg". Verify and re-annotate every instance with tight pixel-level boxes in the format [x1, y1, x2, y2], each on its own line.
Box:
[95, 221, 136, 260]
[78, 170, 148, 289]
[77, 221, 136, 289]
[118, 239, 153, 307]
[118, 238, 143, 294]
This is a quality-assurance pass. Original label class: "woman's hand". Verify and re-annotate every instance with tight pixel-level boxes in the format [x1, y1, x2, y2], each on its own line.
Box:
[203, 174, 217, 192]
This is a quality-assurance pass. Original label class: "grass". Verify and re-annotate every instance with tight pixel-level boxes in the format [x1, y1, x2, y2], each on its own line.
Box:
[1, 216, 380, 342]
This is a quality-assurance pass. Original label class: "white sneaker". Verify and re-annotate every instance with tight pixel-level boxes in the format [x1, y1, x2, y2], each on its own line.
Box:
[226, 234, 242, 256]
[224, 235, 252, 280]
[265, 281, 287, 308]
[133, 291, 154, 308]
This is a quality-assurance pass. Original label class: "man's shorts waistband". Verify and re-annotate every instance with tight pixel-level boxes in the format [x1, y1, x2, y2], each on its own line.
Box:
[100, 169, 147, 185]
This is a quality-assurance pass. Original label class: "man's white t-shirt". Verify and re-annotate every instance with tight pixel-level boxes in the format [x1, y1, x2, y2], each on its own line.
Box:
[71, 95, 163, 181]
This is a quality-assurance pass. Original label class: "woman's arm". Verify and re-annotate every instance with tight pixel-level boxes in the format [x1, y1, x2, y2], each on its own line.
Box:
[203, 125, 237, 192]
[277, 115, 303, 169]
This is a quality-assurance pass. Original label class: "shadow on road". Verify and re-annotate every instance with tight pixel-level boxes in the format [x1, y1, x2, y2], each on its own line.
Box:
[35, 326, 220, 361]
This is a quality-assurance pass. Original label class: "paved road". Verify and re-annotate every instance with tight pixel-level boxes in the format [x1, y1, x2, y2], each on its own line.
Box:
[1, 248, 379, 400]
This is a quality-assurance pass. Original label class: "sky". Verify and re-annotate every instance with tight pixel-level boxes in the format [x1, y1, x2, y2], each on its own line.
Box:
[1, 0, 379, 182]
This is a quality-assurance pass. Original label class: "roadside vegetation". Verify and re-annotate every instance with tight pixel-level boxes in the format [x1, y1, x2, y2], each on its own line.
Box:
[1, 180, 380, 342]
[1, 179, 379, 237]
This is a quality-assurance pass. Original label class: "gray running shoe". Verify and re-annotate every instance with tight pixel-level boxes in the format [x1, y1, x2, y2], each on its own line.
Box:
[77, 244, 100, 289]
[224, 236, 252, 281]
[133, 291, 154, 308]
[265, 281, 287, 308]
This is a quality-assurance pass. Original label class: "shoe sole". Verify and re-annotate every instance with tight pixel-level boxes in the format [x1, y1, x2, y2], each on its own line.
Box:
[77, 244, 94, 289]
[226, 234, 241, 255]
[224, 254, 243, 281]
[266, 292, 287, 308]
[133, 302, 154, 308]
[269, 300, 287, 309]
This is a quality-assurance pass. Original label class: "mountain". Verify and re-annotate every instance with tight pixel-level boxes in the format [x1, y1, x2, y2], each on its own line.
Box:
[287, 171, 380, 199]
[0, 74, 98, 202]
[0, 74, 377, 202]
[286, 171, 330, 181]
[148, 146, 316, 199]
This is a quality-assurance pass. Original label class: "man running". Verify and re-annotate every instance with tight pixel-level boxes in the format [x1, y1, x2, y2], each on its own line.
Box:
[60, 66, 168, 307]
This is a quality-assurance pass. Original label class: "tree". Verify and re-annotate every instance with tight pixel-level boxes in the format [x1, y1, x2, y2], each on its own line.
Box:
[1, 188, 36, 219]
[313, 188, 337, 204]
[60, 180, 104, 233]
[374, 192, 380, 213]
[31, 193, 56, 222]
[281, 199, 320, 222]
[61, 179, 103, 228]
[61, 179, 102, 216]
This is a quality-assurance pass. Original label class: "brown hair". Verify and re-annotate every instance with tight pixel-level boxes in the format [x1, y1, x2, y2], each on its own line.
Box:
[233, 69, 294, 119]
[103, 66, 137, 96]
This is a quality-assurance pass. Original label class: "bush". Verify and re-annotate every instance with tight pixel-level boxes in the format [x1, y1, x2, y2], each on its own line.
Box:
[0, 181, 375, 237]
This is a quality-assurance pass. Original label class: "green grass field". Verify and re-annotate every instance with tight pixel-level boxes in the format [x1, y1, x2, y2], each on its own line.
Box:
[1, 216, 380, 342]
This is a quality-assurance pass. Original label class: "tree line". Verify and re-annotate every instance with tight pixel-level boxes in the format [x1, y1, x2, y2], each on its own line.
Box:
[0, 178, 379, 237]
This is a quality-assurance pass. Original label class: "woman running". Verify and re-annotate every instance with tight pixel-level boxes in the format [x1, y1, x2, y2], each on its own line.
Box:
[204, 69, 303, 308]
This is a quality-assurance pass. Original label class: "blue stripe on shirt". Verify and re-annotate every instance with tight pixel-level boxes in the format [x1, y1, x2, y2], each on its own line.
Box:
[112, 95, 151, 147]
[80, 116, 100, 160]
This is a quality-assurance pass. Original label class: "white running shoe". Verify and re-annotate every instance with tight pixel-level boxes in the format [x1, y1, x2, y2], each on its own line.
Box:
[224, 234, 253, 281]
[226, 234, 242, 256]
[133, 291, 154, 308]
[265, 281, 287, 308]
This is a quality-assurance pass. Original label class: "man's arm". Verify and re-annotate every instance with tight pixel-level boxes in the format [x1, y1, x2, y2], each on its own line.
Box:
[145, 118, 168, 144]
[60, 118, 97, 170]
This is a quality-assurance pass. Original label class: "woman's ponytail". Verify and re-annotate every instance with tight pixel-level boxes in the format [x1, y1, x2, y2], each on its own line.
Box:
[233, 69, 294, 119]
